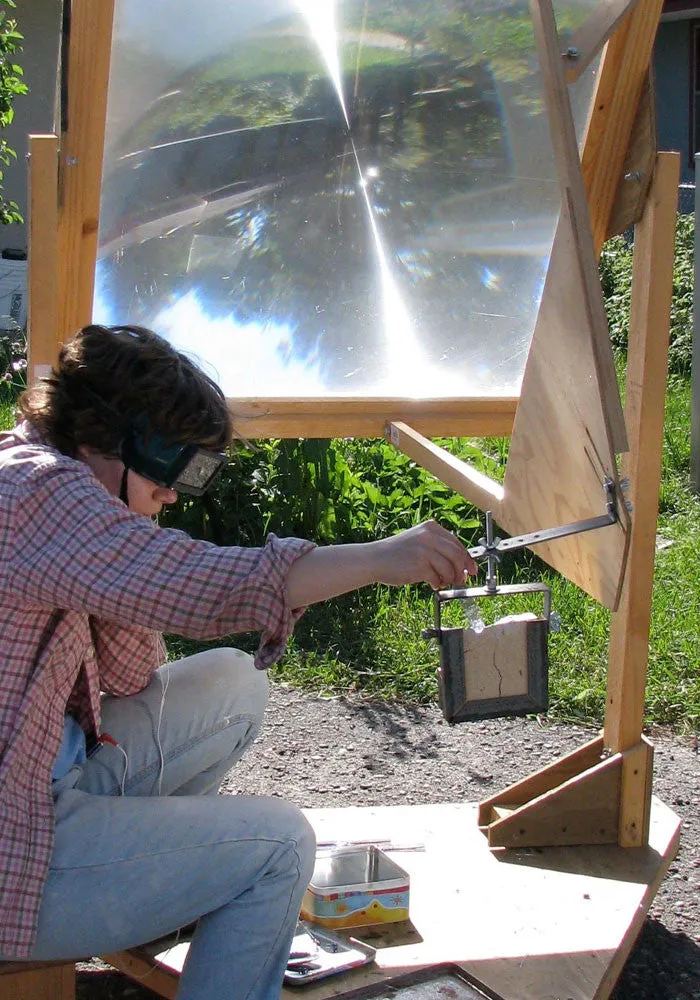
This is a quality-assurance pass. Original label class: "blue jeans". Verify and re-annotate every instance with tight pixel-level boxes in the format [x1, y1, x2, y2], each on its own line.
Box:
[27, 649, 316, 1000]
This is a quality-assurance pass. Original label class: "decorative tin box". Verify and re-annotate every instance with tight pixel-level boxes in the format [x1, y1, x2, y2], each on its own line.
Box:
[301, 846, 410, 929]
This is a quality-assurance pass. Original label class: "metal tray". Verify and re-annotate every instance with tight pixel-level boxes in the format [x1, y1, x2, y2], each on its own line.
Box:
[330, 963, 505, 1000]
[284, 921, 377, 987]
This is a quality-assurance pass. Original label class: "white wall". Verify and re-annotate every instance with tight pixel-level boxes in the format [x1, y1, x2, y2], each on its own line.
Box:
[3, 0, 61, 251]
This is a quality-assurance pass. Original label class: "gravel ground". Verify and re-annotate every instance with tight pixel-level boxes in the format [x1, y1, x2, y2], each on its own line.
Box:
[78, 683, 700, 1000]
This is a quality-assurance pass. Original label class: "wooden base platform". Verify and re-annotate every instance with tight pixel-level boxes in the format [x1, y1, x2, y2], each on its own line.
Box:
[107, 797, 680, 1000]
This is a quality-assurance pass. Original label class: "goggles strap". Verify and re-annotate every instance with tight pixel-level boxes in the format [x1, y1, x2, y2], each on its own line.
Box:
[119, 466, 129, 507]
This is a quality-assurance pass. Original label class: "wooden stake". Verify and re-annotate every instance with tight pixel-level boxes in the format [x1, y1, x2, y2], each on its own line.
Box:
[27, 135, 59, 382]
[56, 0, 115, 342]
[605, 153, 681, 755]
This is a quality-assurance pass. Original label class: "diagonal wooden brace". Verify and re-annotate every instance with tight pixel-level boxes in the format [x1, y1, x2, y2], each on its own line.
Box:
[477, 736, 653, 848]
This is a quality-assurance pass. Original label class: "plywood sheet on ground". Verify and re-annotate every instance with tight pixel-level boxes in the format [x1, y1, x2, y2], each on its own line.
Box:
[118, 798, 679, 1000]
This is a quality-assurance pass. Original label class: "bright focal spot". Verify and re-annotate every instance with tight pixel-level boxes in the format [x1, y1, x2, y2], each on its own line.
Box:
[95, 0, 598, 398]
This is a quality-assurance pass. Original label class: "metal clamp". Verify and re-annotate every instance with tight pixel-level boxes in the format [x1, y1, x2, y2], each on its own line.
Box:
[466, 477, 618, 594]
[422, 478, 618, 643]
[423, 581, 552, 642]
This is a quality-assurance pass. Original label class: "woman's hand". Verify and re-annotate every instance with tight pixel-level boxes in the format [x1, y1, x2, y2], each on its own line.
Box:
[370, 520, 478, 590]
[285, 521, 477, 609]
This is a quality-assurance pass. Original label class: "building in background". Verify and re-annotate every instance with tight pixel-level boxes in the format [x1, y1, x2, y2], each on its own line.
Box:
[656, 0, 700, 200]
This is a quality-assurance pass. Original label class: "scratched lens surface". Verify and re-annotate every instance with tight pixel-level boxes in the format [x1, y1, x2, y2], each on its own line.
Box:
[95, 0, 601, 398]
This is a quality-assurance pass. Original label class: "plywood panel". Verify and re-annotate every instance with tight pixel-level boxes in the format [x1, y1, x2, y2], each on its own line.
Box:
[498, 0, 631, 609]
[116, 799, 679, 1000]
[500, 216, 630, 608]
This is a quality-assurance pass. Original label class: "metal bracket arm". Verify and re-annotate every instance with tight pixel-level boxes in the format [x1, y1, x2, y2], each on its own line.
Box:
[462, 478, 619, 595]
[468, 478, 618, 562]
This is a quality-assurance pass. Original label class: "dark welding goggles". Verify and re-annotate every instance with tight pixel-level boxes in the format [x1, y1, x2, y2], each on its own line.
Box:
[120, 424, 228, 496]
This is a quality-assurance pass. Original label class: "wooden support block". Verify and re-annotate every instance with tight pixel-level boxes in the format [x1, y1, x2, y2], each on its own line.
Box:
[0, 961, 75, 1000]
[478, 735, 605, 826]
[478, 736, 653, 850]
[483, 752, 621, 848]
[582, 0, 664, 256]
[606, 71, 657, 240]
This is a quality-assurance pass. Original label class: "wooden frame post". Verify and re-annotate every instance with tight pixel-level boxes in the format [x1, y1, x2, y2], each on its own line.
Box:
[605, 151, 680, 844]
[56, 0, 115, 345]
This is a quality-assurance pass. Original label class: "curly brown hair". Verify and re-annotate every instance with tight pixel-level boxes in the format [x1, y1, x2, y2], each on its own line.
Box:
[19, 325, 233, 457]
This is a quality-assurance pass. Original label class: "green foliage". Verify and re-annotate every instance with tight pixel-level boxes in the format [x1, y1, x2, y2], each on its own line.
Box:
[0, 0, 26, 225]
[159, 437, 482, 547]
[0, 322, 25, 401]
[600, 214, 694, 374]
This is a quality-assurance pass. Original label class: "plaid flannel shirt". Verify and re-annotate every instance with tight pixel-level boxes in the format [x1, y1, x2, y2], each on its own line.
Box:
[0, 421, 314, 957]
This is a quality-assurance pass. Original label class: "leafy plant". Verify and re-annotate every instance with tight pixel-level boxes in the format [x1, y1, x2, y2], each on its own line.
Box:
[0, 320, 25, 401]
[0, 0, 26, 225]
[600, 214, 694, 374]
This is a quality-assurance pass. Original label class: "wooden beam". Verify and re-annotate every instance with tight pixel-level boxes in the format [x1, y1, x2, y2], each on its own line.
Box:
[385, 421, 504, 516]
[605, 152, 681, 753]
[27, 134, 59, 383]
[103, 951, 177, 1000]
[56, 0, 115, 343]
[229, 398, 518, 441]
[582, 0, 665, 256]
[563, 0, 638, 83]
